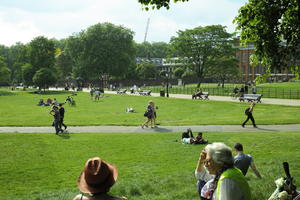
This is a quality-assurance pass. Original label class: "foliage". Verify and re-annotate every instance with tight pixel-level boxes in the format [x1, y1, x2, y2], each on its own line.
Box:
[138, 0, 189, 10]
[55, 51, 73, 80]
[234, 0, 300, 73]
[0, 56, 11, 83]
[29, 36, 56, 70]
[170, 25, 236, 87]
[173, 67, 184, 79]
[208, 43, 240, 87]
[32, 68, 57, 89]
[136, 41, 169, 58]
[68, 23, 136, 81]
[21, 63, 35, 85]
[0, 131, 299, 200]
[136, 61, 158, 80]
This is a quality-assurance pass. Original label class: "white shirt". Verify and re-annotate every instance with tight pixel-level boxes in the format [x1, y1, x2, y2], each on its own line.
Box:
[195, 169, 245, 200]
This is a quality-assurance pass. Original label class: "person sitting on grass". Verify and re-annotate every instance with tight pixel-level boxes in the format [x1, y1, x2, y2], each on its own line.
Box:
[233, 143, 262, 178]
[73, 157, 127, 200]
[182, 129, 208, 144]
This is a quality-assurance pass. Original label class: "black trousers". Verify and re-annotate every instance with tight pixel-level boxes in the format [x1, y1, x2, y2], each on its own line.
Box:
[54, 120, 63, 134]
[242, 113, 256, 126]
[59, 118, 67, 129]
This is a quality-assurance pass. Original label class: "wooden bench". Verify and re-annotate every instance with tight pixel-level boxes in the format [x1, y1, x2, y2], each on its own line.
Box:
[117, 89, 127, 94]
[192, 92, 209, 100]
[239, 94, 262, 103]
[139, 90, 151, 96]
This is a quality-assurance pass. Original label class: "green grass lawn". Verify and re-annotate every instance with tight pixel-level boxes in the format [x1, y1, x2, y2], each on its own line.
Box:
[0, 131, 299, 200]
[1, 90, 300, 126]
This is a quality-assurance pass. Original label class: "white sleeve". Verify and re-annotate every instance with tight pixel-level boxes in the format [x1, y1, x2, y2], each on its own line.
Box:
[195, 169, 214, 182]
[219, 178, 244, 200]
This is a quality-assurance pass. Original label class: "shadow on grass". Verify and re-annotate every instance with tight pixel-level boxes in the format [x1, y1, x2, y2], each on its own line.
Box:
[58, 132, 70, 139]
[0, 91, 16, 96]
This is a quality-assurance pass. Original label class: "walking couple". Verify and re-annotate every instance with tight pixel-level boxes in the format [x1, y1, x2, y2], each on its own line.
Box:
[141, 100, 157, 129]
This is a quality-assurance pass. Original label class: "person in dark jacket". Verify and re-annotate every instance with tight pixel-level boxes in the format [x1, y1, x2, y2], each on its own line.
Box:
[59, 103, 67, 130]
[50, 105, 63, 134]
[242, 103, 257, 128]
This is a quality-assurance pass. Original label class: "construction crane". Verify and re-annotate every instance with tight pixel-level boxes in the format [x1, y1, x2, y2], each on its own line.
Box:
[143, 18, 150, 43]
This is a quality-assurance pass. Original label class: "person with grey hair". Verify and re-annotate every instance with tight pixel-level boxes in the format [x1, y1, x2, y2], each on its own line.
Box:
[195, 142, 251, 200]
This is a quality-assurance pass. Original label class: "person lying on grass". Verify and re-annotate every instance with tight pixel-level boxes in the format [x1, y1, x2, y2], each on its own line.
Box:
[73, 157, 127, 200]
[181, 129, 208, 145]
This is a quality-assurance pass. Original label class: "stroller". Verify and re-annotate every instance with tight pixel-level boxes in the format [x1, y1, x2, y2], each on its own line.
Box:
[268, 162, 300, 200]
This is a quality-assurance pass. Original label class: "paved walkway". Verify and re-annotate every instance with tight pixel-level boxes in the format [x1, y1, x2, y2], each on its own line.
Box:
[49, 87, 300, 106]
[1, 124, 300, 133]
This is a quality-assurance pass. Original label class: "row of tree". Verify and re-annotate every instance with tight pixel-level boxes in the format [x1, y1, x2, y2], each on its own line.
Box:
[0, 22, 240, 89]
[139, 0, 300, 82]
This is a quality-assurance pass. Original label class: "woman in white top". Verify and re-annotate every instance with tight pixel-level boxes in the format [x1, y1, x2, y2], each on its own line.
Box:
[195, 142, 251, 200]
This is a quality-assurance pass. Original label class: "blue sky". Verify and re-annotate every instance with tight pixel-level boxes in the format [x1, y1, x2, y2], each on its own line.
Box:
[0, 0, 247, 46]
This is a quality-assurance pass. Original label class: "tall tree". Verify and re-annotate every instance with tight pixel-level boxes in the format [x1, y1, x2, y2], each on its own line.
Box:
[234, 0, 300, 73]
[33, 68, 57, 90]
[68, 23, 136, 81]
[29, 36, 55, 70]
[170, 25, 236, 87]
[136, 62, 158, 79]
[0, 56, 11, 83]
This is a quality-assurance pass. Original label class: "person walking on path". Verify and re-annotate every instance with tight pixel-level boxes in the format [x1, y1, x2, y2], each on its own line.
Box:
[141, 100, 155, 128]
[49, 105, 63, 134]
[59, 103, 67, 131]
[242, 103, 257, 128]
[233, 143, 262, 178]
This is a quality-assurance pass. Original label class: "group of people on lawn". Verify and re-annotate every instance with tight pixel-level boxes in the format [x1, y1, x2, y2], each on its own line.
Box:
[72, 142, 261, 200]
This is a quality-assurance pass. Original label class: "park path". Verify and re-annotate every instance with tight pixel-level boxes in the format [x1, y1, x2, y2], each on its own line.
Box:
[1, 124, 300, 133]
[50, 87, 300, 106]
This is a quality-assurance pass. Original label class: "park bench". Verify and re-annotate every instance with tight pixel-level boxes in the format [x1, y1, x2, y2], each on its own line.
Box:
[239, 94, 262, 103]
[192, 92, 209, 100]
[117, 89, 127, 94]
[139, 90, 151, 96]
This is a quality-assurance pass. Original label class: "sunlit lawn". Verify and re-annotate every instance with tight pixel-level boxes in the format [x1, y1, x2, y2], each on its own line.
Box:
[0, 131, 299, 200]
[1, 89, 300, 126]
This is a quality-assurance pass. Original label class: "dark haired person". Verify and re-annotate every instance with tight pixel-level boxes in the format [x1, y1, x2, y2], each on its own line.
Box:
[49, 105, 63, 135]
[59, 103, 67, 131]
[234, 143, 262, 178]
[242, 103, 257, 128]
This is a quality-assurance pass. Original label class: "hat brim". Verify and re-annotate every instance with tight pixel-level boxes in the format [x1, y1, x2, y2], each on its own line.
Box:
[77, 161, 118, 194]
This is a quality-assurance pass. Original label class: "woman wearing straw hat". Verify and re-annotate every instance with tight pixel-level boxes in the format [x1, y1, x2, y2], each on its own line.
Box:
[73, 157, 127, 200]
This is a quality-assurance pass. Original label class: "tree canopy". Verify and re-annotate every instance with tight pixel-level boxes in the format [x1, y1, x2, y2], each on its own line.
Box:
[234, 0, 300, 73]
[138, 0, 189, 10]
[67, 23, 136, 81]
[170, 25, 236, 87]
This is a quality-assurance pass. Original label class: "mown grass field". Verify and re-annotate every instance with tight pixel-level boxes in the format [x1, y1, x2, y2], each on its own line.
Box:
[0, 131, 299, 200]
[1, 89, 300, 126]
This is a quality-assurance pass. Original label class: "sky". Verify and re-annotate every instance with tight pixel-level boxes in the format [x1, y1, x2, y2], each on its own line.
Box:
[0, 0, 247, 46]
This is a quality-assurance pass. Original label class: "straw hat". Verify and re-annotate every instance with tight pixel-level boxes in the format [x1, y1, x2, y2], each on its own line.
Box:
[77, 157, 118, 194]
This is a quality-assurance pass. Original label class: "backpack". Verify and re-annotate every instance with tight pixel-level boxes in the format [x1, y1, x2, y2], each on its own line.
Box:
[245, 108, 250, 115]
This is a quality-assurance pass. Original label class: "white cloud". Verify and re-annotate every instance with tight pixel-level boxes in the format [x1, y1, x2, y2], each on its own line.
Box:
[0, 0, 247, 46]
